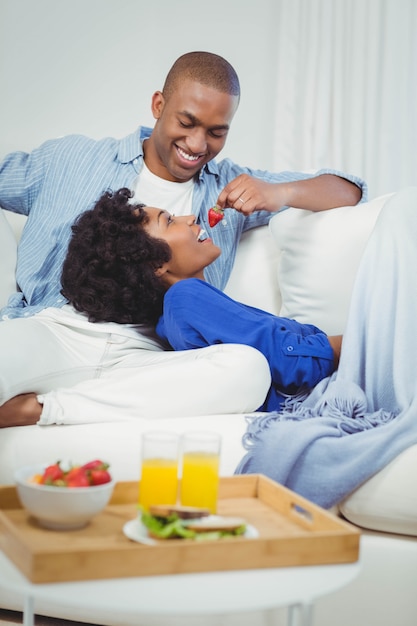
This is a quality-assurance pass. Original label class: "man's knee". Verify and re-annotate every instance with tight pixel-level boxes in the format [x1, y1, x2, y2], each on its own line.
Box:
[203, 344, 271, 411]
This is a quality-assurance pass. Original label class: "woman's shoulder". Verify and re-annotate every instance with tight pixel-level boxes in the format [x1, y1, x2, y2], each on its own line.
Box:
[165, 279, 226, 306]
[168, 278, 219, 295]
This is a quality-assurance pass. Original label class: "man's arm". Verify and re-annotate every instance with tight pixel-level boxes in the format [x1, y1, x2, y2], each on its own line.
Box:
[217, 173, 362, 215]
[0, 393, 42, 427]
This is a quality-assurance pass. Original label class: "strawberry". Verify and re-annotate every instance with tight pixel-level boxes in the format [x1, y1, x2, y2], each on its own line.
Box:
[32, 458, 112, 488]
[89, 469, 112, 485]
[40, 462, 64, 485]
[81, 459, 109, 471]
[208, 205, 224, 227]
[65, 466, 90, 488]
[82, 459, 111, 485]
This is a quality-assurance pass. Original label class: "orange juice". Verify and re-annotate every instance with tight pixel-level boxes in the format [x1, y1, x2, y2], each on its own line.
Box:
[139, 458, 178, 511]
[180, 451, 220, 513]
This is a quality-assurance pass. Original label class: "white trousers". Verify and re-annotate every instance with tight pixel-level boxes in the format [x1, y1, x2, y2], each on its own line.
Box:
[0, 306, 271, 424]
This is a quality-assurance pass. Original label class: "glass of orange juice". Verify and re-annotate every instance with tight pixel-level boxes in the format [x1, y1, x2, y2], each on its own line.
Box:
[180, 431, 221, 514]
[139, 431, 179, 511]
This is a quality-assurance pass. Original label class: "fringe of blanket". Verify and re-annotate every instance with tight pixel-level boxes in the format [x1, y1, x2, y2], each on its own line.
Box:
[242, 377, 399, 450]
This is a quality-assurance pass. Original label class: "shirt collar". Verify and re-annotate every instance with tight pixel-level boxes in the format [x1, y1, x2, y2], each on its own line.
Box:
[116, 127, 152, 164]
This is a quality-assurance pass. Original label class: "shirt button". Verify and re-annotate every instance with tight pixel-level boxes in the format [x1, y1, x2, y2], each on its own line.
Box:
[287, 345, 294, 352]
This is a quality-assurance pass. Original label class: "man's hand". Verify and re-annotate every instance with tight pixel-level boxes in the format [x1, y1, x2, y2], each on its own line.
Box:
[0, 393, 42, 428]
[216, 173, 362, 215]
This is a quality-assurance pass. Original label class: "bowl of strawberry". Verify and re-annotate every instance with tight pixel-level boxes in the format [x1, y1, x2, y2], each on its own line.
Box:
[14, 459, 114, 530]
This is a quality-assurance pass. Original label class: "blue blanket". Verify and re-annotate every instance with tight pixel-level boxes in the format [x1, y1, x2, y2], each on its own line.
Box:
[236, 187, 417, 508]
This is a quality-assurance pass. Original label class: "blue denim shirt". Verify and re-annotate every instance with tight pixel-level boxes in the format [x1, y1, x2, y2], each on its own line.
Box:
[0, 126, 367, 319]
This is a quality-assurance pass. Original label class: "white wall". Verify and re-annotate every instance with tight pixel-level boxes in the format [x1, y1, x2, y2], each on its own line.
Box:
[1, 0, 415, 199]
[0, 0, 278, 170]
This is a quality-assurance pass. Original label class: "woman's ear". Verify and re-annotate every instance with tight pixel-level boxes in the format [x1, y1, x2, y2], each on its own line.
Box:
[154, 263, 169, 278]
[155, 263, 178, 288]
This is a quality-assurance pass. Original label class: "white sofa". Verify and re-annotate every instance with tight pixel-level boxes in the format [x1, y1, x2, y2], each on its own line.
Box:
[1, 194, 417, 626]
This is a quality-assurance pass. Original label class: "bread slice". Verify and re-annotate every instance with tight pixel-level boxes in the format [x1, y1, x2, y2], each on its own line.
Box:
[183, 516, 246, 533]
[148, 504, 210, 520]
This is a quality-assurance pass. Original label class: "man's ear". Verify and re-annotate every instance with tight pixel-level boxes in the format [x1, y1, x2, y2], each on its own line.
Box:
[151, 91, 165, 120]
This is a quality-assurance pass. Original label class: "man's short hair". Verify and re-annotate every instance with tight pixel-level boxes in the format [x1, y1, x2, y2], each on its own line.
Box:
[162, 51, 240, 100]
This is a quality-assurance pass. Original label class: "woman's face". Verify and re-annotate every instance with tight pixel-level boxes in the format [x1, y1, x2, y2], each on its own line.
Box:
[143, 207, 221, 285]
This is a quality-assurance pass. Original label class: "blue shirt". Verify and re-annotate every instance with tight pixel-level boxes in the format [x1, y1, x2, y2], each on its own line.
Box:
[0, 126, 367, 319]
[157, 279, 335, 411]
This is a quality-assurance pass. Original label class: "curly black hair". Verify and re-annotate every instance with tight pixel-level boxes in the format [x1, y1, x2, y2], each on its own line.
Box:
[61, 188, 172, 325]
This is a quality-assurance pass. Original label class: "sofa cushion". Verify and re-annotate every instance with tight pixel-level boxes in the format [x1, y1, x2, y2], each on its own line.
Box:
[224, 223, 281, 315]
[269, 194, 392, 335]
[339, 444, 417, 536]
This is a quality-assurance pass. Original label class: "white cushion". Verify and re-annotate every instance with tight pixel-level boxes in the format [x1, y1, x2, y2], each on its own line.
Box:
[225, 224, 281, 315]
[339, 444, 417, 536]
[0, 209, 18, 309]
[269, 194, 393, 335]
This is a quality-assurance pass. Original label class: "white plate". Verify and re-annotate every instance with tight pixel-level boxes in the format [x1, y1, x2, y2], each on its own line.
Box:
[123, 516, 259, 546]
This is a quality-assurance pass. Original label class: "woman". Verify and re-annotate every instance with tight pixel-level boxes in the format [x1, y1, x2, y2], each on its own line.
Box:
[61, 187, 342, 411]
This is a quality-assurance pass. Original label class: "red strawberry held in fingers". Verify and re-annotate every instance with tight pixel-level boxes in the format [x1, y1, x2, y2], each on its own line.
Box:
[208, 205, 224, 227]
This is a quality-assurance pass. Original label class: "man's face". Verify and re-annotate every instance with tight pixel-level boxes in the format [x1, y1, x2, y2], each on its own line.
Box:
[145, 80, 239, 182]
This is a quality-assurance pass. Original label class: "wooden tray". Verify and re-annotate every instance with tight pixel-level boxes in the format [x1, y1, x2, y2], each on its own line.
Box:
[0, 474, 360, 583]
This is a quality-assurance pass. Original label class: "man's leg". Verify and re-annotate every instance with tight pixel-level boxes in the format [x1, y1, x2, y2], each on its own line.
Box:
[0, 311, 121, 403]
[38, 344, 271, 425]
[1, 304, 271, 427]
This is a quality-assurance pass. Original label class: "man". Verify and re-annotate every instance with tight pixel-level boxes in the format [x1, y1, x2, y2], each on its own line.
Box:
[0, 51, 365, 428]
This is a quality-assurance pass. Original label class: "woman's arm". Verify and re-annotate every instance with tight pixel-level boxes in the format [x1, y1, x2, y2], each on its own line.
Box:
[157, 279, 339, 391]
[327, 335, 343, 369]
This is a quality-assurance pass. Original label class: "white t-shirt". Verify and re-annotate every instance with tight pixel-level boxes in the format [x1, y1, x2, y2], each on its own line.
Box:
[133, 163, 194, 216]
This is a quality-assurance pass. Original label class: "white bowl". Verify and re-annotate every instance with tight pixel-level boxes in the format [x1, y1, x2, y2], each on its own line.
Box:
[14, 464, 115, 530]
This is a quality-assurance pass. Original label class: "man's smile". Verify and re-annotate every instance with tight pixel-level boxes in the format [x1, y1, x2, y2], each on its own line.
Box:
[176, 145, 204, 163]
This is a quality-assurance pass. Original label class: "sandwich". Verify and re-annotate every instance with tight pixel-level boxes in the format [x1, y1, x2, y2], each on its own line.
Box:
[140, 504, 247, 541]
